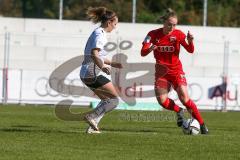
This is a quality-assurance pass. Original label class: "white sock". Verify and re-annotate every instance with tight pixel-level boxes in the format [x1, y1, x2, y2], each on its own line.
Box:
[90, 98, 119, 124]
[94, 113, 104, 125]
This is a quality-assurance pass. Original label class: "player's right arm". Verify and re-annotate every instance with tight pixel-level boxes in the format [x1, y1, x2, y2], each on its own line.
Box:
[91, 48, 111, 75]
[141, 33, 157, 57]
[91, 31, 111, 75]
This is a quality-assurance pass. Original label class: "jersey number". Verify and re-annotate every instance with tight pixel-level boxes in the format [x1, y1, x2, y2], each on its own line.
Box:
[157, 46, 175, 52]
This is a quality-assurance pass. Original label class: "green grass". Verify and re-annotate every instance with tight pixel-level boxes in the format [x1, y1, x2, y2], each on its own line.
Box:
[0, 104, 239, 160]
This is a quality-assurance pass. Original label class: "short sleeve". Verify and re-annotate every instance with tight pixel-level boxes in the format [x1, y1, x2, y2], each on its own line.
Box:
[142, 31, 154, 44]
[92, 33, 105, 50]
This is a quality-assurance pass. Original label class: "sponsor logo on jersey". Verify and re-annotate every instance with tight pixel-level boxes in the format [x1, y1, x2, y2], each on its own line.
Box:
[155, 38, 160, 43]
[169, 36, 176, 43]
[157, 46, 175, 52]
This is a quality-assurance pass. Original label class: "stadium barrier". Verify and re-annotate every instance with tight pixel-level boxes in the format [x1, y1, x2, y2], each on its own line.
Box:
[1, 68, 239, 111]
[1, 18, 240, 111]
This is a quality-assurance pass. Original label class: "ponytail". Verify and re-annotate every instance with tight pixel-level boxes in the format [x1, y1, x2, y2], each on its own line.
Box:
[86, 6, 116, 24]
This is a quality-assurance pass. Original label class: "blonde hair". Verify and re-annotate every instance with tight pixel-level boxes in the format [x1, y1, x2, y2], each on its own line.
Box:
[86, 6, 117, 24]
[160, 8, 177, 22]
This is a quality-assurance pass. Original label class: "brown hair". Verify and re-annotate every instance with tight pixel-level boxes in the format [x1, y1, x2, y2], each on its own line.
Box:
[86, 6, 116, 24]
[160, 8, 177, 22]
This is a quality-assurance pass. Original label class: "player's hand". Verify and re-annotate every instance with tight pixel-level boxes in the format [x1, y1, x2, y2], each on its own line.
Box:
[101, 65, 111, 75]
[187, 31, 194, 43]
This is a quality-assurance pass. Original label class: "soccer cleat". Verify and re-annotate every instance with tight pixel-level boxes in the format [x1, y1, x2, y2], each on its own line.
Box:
[86, 126, 101, 134]
[176, 108, 184, 127]
[84, 114, 99, 131]
[200, 123, 209, 134]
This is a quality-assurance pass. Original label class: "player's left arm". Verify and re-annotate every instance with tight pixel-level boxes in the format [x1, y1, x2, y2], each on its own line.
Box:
[141, 32, 158, 57]
[180, 31, 194, 53]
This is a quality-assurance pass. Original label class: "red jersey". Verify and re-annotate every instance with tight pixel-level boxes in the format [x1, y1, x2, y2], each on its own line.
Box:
[141, 28, 194, 74]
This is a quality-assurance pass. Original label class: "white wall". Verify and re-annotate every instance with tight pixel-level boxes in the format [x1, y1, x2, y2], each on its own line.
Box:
[1, 17, 240, 75]
[0, 17, 240, 110]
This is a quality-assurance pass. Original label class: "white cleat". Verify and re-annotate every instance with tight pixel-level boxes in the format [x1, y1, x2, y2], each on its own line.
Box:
[84, 114, 99, 131]
[86, 126, 101, 134]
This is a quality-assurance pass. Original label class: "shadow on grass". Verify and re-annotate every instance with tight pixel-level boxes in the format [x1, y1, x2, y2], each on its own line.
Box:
[11, 125, 38, 128]
[101, 127, 159, 133]
[152, 125, 177, 129]
[0, 126, 83, 134]
[0, 124, 180, 135]
[0, 127, 155, 135]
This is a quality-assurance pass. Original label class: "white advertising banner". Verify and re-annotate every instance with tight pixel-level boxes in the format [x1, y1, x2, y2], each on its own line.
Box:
[3, 68, 240, 111]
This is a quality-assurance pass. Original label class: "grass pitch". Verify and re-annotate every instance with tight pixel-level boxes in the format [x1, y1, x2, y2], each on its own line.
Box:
[0, 104, 239, 160]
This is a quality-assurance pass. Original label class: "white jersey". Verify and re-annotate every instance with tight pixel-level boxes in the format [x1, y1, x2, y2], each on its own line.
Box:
[80, 27, 108, 79]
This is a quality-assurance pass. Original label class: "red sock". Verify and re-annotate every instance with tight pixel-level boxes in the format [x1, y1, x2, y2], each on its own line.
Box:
[184, 99, 204, 125]
[161, 98, 180, 113]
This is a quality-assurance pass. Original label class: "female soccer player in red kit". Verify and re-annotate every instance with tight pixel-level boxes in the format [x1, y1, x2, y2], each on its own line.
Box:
[141, 8, 208, 134]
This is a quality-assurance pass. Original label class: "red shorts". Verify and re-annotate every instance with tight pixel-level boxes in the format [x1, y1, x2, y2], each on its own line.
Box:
[154, 64, 187, 90]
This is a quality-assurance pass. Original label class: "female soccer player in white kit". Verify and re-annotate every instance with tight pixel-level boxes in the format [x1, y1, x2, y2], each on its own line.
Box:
[80, 7, 122, 134]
